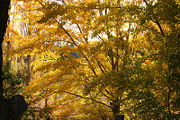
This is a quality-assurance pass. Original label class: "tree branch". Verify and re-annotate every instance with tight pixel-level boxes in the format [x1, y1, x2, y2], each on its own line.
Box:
[56, 20, 97, 76]
[64, 91, 111, 108]
[154, 20, 164, 35]
[76, 23, 88, 43]
[143, 0, 164, 36]
[143, 0, 148, 5]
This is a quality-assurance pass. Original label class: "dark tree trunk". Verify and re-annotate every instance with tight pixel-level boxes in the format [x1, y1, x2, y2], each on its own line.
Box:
[112, 104, 120, 117]
[110, 101, 120, 118]
[0, 1, 28, 120]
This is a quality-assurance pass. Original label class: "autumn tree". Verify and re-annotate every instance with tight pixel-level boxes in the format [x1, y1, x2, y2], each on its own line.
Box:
[10, 0, 180, 119]
[130, 0, 180, 119]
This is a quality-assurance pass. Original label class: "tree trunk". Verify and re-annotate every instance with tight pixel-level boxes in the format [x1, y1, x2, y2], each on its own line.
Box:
[110, 101, 120, 117]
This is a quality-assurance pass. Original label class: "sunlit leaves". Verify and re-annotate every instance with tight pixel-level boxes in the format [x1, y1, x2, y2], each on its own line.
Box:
[7, 0, 180, 119]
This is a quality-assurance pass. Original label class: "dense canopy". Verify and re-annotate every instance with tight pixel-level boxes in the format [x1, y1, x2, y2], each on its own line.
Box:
[2, 0, 180, 119]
